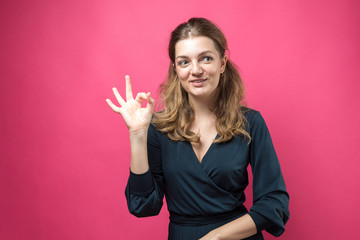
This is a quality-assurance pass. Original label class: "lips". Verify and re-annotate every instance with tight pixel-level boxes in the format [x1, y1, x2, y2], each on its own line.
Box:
[189, 78, 207, 87]
[190, 78, 207, 83]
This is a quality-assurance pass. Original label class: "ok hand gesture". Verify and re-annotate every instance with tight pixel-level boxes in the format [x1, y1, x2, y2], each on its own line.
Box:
[106, 75, 154, 133]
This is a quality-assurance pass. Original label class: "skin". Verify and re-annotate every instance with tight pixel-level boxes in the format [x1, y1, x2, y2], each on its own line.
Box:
[174, 36, 226, 104]
[174, 36, 226, 162]
[106, 75, 154, 174]
[106, 36, 257, 239]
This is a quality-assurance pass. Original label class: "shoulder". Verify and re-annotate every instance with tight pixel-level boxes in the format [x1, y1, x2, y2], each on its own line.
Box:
[241, 107, 262, 122]
[241, 107, 268, 134]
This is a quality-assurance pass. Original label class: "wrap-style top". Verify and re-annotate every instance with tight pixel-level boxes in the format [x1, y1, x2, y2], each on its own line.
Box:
[125, 109, 290, 239]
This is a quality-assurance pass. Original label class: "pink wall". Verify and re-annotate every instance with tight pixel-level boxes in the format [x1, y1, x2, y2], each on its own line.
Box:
[1, 0, 359, 239]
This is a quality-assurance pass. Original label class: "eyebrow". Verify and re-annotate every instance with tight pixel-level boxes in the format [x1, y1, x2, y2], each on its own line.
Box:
[176, 50, 214, 59]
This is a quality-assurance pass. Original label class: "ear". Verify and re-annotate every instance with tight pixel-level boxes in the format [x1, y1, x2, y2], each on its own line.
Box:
[221, 55, 228, 73]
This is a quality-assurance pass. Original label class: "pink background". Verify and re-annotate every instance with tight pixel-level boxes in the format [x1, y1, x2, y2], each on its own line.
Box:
[1, 0, 359, 239]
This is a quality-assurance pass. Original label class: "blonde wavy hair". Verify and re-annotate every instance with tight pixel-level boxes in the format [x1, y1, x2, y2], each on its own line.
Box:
[153, 18, 251, 143]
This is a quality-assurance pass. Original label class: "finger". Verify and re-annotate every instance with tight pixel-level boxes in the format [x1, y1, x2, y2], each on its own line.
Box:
[145, 92, 155, 111]
[112, 87, 125, 106]
[106, 99, 121, 113]
[125, 75, 134, 101]
[135, 92, 148, 104]
[146, 92, 154, 105]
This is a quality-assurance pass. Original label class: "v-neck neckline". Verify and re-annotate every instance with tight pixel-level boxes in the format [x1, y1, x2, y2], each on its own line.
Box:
[188, 134, 219, 165]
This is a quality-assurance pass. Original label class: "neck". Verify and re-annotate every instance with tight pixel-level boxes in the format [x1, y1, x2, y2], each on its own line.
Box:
[188, 94, 216, 119]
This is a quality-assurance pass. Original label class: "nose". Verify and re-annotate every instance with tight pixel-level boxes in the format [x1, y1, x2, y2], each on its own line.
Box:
[191, 61, 203, 75]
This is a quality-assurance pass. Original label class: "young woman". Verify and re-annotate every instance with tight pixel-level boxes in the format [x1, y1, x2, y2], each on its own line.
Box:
[106, 18, 289, 240]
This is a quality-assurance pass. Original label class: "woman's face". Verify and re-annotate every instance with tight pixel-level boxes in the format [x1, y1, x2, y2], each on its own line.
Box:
[174, 36, 227, 101]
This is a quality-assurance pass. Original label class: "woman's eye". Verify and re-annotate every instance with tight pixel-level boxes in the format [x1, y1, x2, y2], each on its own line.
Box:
[178, 60, 188, 66]
[202, 56, 213, 62]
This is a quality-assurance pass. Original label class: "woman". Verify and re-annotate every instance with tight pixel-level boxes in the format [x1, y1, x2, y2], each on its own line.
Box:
[106, 18, 289, 240]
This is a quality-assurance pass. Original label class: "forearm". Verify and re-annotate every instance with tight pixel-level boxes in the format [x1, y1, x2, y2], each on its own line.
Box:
[129, 129, 149, 174]
[201, 214, 257, 240]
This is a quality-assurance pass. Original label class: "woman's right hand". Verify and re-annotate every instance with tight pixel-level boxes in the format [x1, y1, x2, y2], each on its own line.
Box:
[106, 75, 154, 134]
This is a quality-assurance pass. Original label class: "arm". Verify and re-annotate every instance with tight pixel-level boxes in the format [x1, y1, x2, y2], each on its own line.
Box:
[125, 123, 165, 217]
[107, 75, 164, 217]
[106, 75, 154, 174]
[129, 129, 149, 174]
[247, 111, 290, 236]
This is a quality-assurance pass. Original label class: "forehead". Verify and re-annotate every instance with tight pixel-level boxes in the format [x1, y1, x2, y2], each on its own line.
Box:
[175, 36, 218, 57]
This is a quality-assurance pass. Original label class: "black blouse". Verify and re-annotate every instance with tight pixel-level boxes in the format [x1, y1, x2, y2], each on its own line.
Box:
[125, 109, 289, 237]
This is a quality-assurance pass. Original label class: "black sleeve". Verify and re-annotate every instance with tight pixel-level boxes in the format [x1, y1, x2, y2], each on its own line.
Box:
[125, 123, 165, 217]
[247, 111, 290, 236]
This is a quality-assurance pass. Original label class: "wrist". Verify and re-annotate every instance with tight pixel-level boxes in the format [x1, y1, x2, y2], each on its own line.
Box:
[129, 128, 148, 137]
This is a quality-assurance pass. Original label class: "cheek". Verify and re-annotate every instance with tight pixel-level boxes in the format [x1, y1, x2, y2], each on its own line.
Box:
[179, 79, 188, 90]
[213, 64, 222, 74]
[176, 68, 189, 80]
[203, 63, 221, 76]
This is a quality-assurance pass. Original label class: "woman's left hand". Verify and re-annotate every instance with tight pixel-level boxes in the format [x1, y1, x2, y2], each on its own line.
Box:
[198, 213, 257, 240]
[199, 230, 221, 240]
